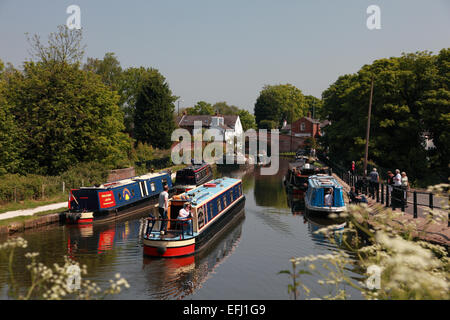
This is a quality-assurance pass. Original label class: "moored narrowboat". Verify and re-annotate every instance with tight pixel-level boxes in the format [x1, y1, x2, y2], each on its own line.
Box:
[66, 171, 173, 224]
[142, 177, 245, 257]
[173, 162, 213, 194]
[284, 158, 331, 196]
[304, 175, 346, 214]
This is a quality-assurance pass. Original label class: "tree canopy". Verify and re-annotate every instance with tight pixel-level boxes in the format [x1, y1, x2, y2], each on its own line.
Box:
[254, 84, 308, 128]
[133, 69, 176, 149]
[320, 49, 450, 184]
[5, 61, 132, 175]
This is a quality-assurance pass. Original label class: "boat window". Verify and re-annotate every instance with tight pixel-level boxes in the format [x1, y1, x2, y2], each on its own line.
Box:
[118, 193, 122, 200]
[131, 189, 135, 197]
[162, 178, 167, 186]
[223, 195, 227, 207]
[150, 182, 156, 192]
[217, 199, 221, 212]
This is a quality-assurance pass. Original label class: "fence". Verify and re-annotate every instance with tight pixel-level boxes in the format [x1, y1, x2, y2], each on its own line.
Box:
[318, 153, 449, 227]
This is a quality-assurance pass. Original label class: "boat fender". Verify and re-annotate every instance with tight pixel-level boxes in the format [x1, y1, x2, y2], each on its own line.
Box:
[157, 246, 167, 255]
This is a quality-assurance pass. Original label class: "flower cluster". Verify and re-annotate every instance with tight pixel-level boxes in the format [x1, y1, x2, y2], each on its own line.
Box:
[1, 237, 130, 300]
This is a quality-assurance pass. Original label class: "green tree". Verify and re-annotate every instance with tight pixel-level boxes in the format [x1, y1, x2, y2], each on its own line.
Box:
[304, 95, 323, 119]
[6, 61, 132, 175]
[133, 69, 176, 149]
[187, 101, 215, 115]
[254, 84, 308, 128]
[238, 109, 256, 131]
[212, 101, 240, 115]
[0, 61, 21, 174]
[321, 50, 450, 183]
[83, 52, 123, 91]
[26, 25, 85, 65]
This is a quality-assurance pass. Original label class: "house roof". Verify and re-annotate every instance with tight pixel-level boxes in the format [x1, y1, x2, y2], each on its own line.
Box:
[178, 115, 239, 129]
[319, 120, 330, 128]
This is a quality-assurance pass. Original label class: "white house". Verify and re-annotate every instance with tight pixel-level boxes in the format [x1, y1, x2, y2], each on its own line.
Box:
[176, 114, 244, 145]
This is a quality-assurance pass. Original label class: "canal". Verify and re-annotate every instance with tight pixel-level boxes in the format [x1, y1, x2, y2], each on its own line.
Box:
[0, 158, 364, 300]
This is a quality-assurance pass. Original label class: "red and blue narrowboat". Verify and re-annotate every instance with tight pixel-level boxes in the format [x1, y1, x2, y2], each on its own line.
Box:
[173, 162, 213, 194]
[142, 177, 245, 257]
[66, 171, 173, 224]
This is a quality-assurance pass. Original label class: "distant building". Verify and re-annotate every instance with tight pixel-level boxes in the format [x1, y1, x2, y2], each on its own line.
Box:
[176, 113, 244, 144]
[282, 113, 329, 138]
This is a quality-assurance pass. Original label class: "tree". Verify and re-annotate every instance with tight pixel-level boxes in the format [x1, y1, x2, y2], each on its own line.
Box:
[238, 109, 256, 131]
[26, 25, 85, 65]
[212, 102, 240, 115]
[133, 69, 176, 149]
[187, 101, 215, 115]
[321, 49, 450, 184]
[83, 52, 122, 91]
[0, 61, 21, 174]
[5, 61, 132, 175]
[254, 84, 308, 128]
[304, 95, 323, 119]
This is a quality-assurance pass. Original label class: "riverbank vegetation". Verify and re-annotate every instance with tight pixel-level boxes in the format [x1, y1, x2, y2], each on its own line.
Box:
[280, 184, 449, 300]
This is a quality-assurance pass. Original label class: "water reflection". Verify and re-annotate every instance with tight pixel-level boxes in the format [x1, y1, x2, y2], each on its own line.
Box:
[0, 158, 365, 300]
[141, 210, 245, 299]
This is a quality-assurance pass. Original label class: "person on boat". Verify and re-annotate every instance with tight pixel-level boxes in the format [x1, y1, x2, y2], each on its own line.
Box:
[158, 184, 169, 235]
[349, 186, 368, 204]
[324, 188, 334, 207]
[177, 202, 192, 235]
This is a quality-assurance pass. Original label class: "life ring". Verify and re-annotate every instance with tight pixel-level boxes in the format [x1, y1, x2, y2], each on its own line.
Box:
[197, 207, 205, 229]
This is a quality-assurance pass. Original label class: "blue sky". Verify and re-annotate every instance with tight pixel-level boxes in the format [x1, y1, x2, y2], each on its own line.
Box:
[1, 0, 449, 112]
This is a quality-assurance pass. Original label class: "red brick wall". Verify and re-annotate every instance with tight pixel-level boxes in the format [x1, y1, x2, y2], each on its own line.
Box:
[291, 118, 320, 137]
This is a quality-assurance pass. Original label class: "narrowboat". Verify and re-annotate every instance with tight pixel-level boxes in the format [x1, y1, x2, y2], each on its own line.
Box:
[142, 177, 245, 257]
[304, 175, 346, 214]
[284, 158, 331, 196]
[66, 171, 173, 224]
[173, 162, 213, 194]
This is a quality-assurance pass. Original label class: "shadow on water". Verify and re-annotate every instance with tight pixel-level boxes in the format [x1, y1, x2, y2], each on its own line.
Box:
[141, 209, 245, 300]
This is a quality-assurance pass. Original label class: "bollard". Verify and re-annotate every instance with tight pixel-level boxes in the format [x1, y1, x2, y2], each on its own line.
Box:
[381, 184, 384, 204]
[376, 183, 379, 202]
[413, 191, 417, 218]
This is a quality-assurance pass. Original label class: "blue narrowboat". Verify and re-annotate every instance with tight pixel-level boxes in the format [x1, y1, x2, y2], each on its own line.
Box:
[304, 175, 346, 214]
[142, 177, 245, 257]
[66, 172, 173, 224]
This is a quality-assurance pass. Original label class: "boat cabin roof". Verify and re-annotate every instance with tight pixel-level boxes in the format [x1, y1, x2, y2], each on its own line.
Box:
[171, 177, 240, 206]
[308, 175, 342, 189]
[80, 171, 169, 190]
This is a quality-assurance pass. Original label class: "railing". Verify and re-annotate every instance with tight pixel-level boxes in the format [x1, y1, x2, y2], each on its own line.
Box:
[144, 215, 193, 239]
[318, 153, 449, 227]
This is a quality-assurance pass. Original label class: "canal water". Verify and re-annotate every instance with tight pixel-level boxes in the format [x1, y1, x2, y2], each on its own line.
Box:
[0, 158, 364, 300]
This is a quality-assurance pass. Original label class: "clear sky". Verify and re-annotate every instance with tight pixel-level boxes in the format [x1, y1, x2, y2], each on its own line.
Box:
[1, 0, 449, 112]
